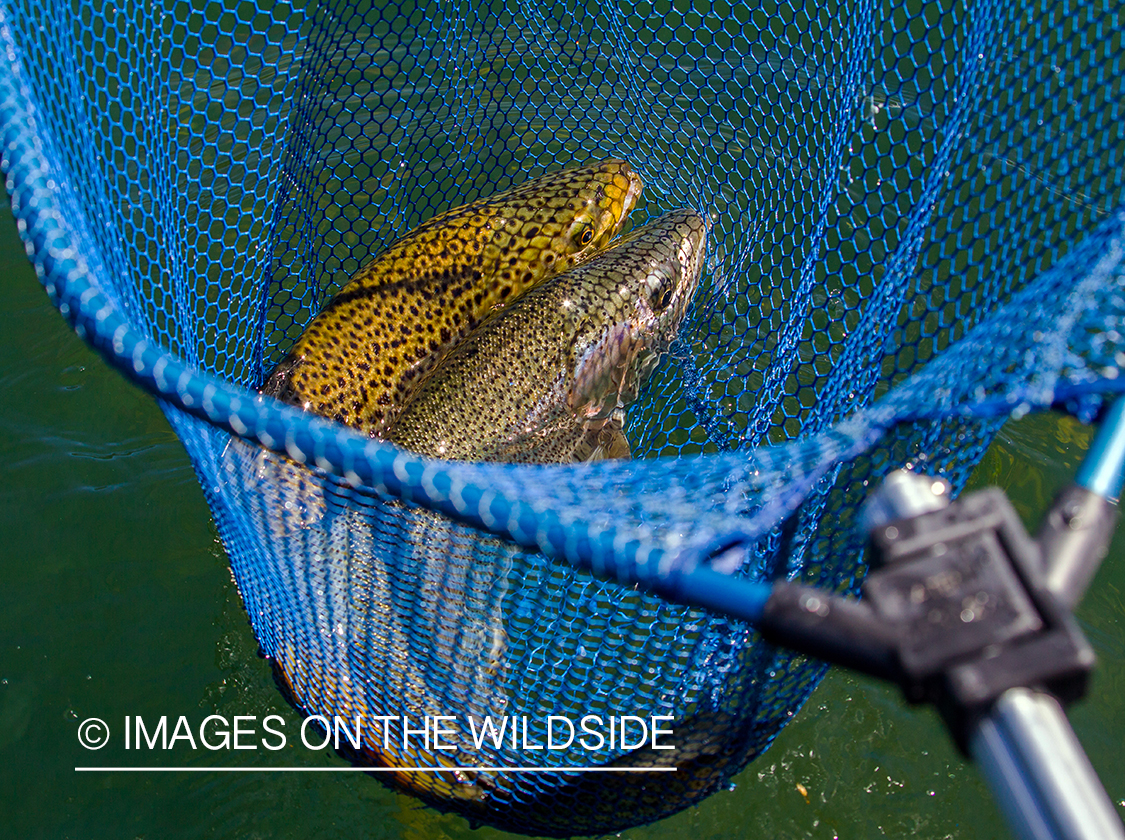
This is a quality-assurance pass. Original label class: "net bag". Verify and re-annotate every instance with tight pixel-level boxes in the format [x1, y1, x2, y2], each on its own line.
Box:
[2, 0, 1123, 834]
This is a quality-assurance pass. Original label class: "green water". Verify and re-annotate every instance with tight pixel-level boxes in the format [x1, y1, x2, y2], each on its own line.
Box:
[1, 199, 1122, 838]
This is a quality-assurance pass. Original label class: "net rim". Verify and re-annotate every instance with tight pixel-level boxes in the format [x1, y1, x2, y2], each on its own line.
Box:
[2, 5, 1123, 594]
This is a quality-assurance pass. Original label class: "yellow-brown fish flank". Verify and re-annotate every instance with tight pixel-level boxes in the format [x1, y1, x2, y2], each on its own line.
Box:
[384, 209, 708, 463]
[263, 159, 642, 433]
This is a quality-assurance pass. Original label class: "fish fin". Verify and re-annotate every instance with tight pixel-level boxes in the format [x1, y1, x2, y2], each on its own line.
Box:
[477, 413, 632, 464]
[601, 425, 633, 460]
[568, 323, 647, 421]
[573, 411, 631, 462]
[579, 421, 632, 462]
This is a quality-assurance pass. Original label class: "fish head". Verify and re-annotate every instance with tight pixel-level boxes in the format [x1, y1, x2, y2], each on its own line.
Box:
[567, 208, 708, 420]
[486, 158, 643, 281]
[629, 208, 708, 344]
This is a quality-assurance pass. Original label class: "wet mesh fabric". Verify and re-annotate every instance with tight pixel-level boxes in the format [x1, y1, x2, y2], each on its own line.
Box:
[1, 0, 1123, 833]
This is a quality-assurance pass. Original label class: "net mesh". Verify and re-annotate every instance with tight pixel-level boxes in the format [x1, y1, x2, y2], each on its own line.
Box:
[2, 0, 1124, 834]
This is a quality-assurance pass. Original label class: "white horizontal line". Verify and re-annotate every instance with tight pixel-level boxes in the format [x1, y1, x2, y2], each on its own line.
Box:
[75, 766, 677, 773]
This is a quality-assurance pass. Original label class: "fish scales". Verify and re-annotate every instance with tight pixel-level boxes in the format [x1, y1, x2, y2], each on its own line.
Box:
[385, 208, 708, 463]
[263, 158, 642, 434]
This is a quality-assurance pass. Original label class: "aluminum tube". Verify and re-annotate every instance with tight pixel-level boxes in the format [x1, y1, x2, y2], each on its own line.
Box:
[970, 688, 1124, 840]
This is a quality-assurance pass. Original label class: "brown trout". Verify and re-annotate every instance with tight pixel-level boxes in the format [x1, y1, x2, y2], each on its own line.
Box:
[263, 159, 642, 434]
[384, 208, 707, 463]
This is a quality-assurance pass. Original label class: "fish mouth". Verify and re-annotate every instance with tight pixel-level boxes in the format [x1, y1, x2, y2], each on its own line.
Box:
[679, 216, 708, 314]
[619, 168, 645, 232]
[593, 166, 646, 251]
[683, 220, 707, 281]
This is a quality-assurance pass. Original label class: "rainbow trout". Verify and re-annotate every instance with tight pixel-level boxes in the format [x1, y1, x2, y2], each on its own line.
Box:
[384, 208, 707, 463]
[263, 159, 642, 434]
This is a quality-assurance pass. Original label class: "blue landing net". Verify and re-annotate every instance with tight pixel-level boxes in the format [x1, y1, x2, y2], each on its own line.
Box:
[1, 0, 1122, 834]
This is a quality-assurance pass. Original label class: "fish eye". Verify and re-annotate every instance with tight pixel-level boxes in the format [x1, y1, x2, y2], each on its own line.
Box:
[574, 225, 594, 247]
[653, 285, 674, 312]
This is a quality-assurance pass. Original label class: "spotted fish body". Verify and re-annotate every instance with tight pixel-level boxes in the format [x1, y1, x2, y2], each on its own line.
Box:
[385, 209, 708, 463]
[263, 159, 642, 434]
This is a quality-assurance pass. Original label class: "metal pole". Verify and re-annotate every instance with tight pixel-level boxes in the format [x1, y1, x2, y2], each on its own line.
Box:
[970, 688, 1125, 840]
[1041, 396, 1125, 608]
[865, 470, 1125, 840]
[1075, 396, 1125, 501]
